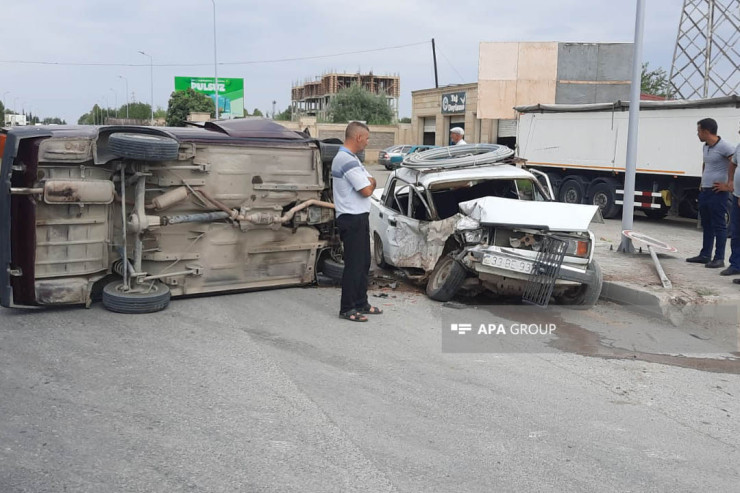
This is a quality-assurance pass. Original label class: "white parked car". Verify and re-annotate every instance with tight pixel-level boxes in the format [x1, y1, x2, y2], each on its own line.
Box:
[369, 145, 603, 307]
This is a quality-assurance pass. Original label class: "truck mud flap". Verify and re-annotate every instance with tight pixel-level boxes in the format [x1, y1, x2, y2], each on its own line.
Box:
[522, 236, 567, 307]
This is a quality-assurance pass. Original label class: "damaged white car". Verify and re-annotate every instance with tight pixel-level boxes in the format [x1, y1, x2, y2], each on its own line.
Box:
[369, 144, 602, 307]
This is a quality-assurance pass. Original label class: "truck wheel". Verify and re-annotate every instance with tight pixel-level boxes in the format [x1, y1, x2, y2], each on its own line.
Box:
[644, 208, 669, 220]
[109, 133, 180, 161]
[678, 190, 699, 219]
[555, 260, 602, 309]
[545, 172, 562, 199]
[373, 234, 390, 269]
[426, 254, 466, 302]
[559, 179, 586, 204]
[102, 280, 171, 314]
[589, 182, 621, 219]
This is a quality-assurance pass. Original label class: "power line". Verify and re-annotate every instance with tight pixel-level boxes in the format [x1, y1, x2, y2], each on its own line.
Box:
[0, 41, 429, 68]
[436, 46, 467, 84]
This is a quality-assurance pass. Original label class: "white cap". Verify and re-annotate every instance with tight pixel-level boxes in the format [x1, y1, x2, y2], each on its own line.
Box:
[450, 127, 464, 136]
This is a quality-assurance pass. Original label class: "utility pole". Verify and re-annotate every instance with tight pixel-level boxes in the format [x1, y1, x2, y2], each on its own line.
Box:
[618, 0, 646, 254]
[138, 51, 154, 125]
[272, 100, 276, 119]
[119, 75, 129, 119]
[208, 0, 219, 119]
[431, 38, 439, 88]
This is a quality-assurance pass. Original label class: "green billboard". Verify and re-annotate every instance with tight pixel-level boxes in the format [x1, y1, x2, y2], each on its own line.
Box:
[174, 76, 244, 118]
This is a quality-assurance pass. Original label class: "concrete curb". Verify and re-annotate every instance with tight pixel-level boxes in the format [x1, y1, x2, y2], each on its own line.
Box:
[601, 281, 739, 348]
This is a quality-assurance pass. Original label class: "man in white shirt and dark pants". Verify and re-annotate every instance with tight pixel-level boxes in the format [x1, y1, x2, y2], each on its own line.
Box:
[331, 122, 383, 322]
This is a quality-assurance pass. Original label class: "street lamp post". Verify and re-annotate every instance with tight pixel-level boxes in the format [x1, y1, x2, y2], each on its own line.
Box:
[208, 0, 219, 120]
[138, 51, 154, 125]
[110, 88, 118, 119]
[102, 96, 110, 123]
[2, 91, 8, 125]
[118, 75, 129, 120]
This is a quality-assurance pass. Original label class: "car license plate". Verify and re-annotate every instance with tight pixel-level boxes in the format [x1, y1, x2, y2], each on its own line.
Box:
[482, 254, 533, 274]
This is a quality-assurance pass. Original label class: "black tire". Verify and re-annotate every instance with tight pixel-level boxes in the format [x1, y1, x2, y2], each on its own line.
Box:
[319, 141, 365, 164]
[643, 209, 669, 220]
[678, 190, 699, 219]
[559, 178, 586, 204]
[373, 234, 390, 269]
[109, 133, 180, 161]
[102, 280, 171, 314]
[544, 172, 562, 200]
[319, 258, 345, 282]
[426, 254, 466, 302]
[319, 142, 340, 163]
[589, 181, 622, 219]
[554, 260, 602, 309]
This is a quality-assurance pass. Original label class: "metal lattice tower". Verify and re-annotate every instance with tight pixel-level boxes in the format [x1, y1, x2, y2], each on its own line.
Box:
[669, 0, 740, 99]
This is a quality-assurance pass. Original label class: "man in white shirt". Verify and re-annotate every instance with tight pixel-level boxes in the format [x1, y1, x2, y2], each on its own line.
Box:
[331, 122, 383, 322]
[450, 127, 467, 145]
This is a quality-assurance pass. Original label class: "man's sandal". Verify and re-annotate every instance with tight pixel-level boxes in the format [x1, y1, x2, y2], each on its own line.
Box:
[359, 304, 383, 315]
[339, 309, 368, 322]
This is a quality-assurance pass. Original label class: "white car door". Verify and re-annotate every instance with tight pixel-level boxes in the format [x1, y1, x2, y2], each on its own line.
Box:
[370, 177, 402, 266]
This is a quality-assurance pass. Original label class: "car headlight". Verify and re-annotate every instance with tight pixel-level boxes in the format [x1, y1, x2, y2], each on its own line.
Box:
[562, 238, 590, 258]
[463, 229, 483, 244]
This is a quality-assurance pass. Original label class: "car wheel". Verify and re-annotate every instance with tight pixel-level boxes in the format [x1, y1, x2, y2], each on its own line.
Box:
[554, 260, 602, 309]
[319, 258, 345, 282]
[373, 234, 390, 269]
[109, 133, 180, 161]
[426, 254, 467, 302]
[559, 178, 586, 204]
[102, 280, 171, 314]
[589, 181, 622, 219]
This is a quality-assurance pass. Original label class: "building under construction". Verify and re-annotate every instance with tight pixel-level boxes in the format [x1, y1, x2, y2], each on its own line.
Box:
[291, 72, 400, 121]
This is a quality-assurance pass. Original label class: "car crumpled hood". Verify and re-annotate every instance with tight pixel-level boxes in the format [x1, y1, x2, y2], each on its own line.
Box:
[458, 197, 599, 232]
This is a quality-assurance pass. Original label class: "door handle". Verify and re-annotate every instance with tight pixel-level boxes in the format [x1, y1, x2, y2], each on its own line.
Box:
[379, 212, 383, 219]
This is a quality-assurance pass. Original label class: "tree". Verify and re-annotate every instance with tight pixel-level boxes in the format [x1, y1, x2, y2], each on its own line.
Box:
[328, 84, 393, 125]
[0, 100, 4, 117]
[399, 117, 411, 123]
[274, 107, 292, 121]
[42, 117, 66, 125]
[165, 88, 215, 127]
[641, 63, 674, 99]
[127, 102, 154, 121]
[252, 108, 264, 117]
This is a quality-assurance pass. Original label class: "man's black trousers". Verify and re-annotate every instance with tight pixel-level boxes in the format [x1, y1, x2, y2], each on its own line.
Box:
[336, 212, 371, 314]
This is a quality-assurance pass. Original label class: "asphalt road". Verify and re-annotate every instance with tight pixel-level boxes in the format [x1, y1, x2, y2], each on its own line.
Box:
[1, 284, 739, 492]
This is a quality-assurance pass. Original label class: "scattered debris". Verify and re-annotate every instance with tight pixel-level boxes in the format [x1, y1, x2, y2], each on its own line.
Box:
[443, 301, 467, 309]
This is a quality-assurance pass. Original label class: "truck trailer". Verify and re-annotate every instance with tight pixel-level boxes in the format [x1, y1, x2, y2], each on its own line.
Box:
[515, 96, 739, 219]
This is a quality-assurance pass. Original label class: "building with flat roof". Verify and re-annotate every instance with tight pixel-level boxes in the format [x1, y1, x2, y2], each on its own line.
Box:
[412, 42, 633, 148]
[291, 72, 400, 121]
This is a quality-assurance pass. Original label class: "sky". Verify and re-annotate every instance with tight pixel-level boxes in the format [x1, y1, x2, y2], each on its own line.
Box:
[0, 0, 682, 124]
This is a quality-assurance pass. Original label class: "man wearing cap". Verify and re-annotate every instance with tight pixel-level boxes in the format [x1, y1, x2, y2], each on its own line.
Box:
[450, 127, 467, 145]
